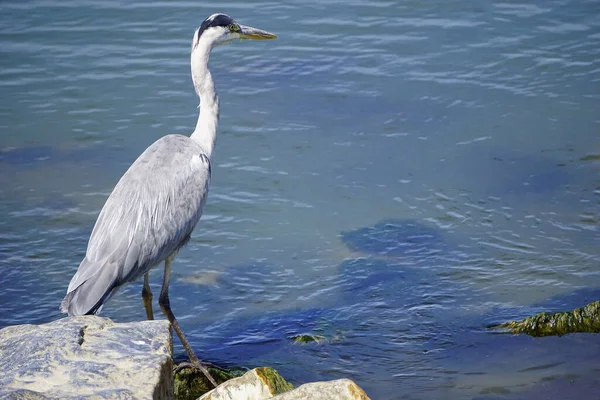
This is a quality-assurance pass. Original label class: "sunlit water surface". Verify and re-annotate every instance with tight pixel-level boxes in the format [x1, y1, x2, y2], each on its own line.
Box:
[1, 1, 599, 399]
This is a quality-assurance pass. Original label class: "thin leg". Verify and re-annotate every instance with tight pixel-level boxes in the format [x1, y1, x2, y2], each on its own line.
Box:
[142, 272, 154, 320]
[159, 258, 218, 388]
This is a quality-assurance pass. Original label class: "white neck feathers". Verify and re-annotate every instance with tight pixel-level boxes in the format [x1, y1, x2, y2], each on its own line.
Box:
[190, 37, 220, 158]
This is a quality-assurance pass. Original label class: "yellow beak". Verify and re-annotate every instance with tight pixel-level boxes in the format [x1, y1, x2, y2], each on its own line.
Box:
[238, 25, 277, 40]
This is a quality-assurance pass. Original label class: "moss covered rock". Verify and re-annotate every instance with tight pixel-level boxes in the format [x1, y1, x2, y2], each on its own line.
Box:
[174, 365, 245, 400]
[289, 333, 328, 344]
[494, 300, 600, 337]
[198, 367, 293, 400]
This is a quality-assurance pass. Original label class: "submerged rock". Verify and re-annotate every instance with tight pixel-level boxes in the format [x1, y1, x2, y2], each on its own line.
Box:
[340, 219, 448, 259]
[270, 379, 371, 400]
[494, 301, 600, 337]
[0, 316, 173, 399]
[289, 333, 328, 344]
[199, 367, 294, 400]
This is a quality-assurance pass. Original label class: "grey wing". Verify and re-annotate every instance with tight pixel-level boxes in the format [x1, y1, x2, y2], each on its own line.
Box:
[60, 135, 210, 316]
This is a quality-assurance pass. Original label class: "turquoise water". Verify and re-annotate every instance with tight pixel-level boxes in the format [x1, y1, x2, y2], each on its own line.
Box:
[1, 1, 599, 398]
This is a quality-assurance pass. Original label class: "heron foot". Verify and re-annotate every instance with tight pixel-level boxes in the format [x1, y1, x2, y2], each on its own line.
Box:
[175, 360, 219, 388]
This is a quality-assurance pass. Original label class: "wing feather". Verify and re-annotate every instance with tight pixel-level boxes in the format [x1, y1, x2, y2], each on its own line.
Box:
[61, 134, 211, 315]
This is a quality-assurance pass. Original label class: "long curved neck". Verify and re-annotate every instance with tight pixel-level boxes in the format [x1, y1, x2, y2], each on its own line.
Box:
[190, 43, 219, 158]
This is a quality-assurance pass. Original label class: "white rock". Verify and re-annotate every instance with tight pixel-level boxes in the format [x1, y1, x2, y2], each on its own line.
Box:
[0, 316, 173, 399]
[268, 379, 371, 400]
[199, 367, 293, 400]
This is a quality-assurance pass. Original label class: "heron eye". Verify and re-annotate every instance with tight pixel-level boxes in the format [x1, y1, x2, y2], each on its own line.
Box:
[229, 24, 240, 32]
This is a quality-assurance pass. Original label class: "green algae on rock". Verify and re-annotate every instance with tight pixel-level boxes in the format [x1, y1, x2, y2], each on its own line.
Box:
[174, 365, 245, 400]
[289, 333, 328, 344]
[494, 301, 600, 337]
[254, 367, 295, 394]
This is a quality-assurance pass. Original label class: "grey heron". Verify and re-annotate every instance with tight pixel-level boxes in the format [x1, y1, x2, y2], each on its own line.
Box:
[60, 14, 276, 386]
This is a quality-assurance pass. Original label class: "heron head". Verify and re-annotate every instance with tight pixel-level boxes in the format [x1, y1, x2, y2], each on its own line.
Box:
[192, 13, 277, 50]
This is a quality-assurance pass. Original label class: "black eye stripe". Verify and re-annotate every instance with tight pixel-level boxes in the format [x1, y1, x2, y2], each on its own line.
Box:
[196, 14, 236, 40]
[208, 14, 235, 28]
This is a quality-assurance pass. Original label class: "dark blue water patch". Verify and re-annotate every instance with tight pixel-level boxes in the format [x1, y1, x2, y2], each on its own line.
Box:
[0, 146, 59, 166]
[472, 397, 524, 400]
[445, 326, 600, 400]
[165, 255, 485, 389]
[170, 305, 386, 389]
[0, 144, 128, 168]
[338, 257, 457, 308]
[191, 307, 333, 365]
[0, 211, 90, 328]
[490, 155, 570, 196]
[444, 288, 600, 399]
[538, 287, 600, 311]
[462, 147, 576, 197]
[154, 261, 334, 364]
[178, 261, 306, 311]
[135, 257, 597, 399]
[340, 218, 450, 259]
[506, 373, 600, 400]
[333, 256, 600, 398]
[0, 258, 66, 327]
[336, 256, 487, 347]
[1, 189, 86, 233]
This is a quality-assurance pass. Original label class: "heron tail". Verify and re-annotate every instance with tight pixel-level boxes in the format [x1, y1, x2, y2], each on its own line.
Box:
[60, 259, 120, 316]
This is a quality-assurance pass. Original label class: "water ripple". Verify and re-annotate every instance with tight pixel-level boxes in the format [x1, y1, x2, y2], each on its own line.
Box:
[1, 0, 599, 398]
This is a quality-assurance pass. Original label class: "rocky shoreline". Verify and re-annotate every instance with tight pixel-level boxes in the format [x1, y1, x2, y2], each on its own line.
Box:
[0, 316, 370, 399]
